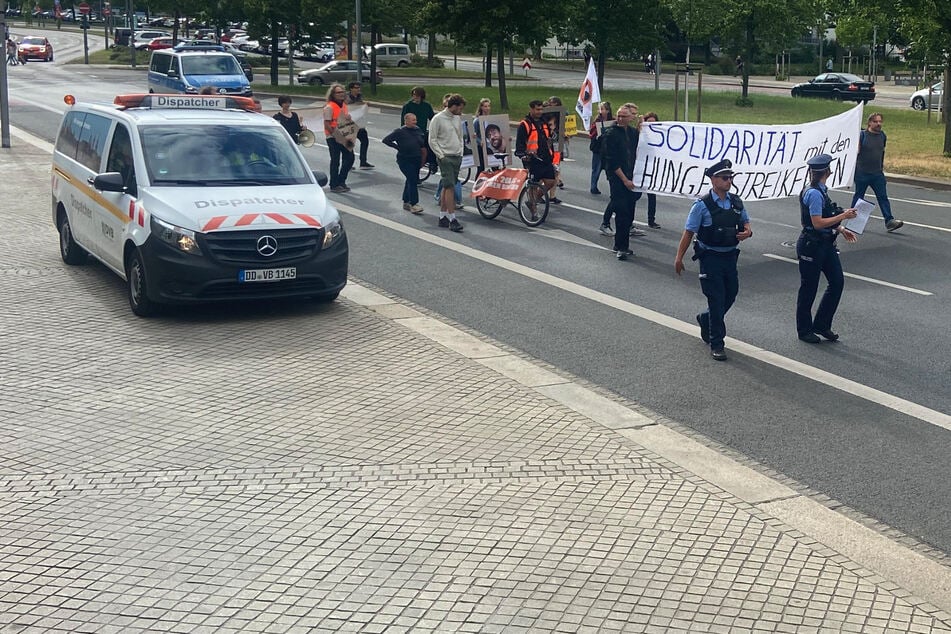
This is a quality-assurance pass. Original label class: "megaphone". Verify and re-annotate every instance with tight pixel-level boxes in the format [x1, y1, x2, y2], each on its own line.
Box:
[297, 129, 315, 147]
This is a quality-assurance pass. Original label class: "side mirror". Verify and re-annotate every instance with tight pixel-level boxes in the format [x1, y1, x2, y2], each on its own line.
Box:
[90, 172, 127, 192]
[167, 68, 179, 78]
[313, 170, 328, 187]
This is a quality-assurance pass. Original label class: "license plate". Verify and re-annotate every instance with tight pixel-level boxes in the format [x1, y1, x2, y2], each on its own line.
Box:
[238, 267, 297, 283]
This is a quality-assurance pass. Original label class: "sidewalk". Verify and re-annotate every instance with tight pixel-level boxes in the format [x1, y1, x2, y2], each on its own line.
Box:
[3, 134, 951, 633]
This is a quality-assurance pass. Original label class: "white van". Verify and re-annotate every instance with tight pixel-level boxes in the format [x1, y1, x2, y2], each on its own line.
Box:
[51, 94, 347, 316]
[364, 43, 411, 67]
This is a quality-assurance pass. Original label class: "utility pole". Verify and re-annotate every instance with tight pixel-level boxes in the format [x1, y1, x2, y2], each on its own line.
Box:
[1, 0, 10, 148]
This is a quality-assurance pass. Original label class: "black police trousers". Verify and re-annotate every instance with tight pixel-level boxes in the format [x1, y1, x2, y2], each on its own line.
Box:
[697, 248, 740, 350]
[796, 233, 844, 337]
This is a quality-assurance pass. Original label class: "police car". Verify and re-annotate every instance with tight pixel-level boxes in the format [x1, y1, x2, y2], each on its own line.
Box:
[51, 94, 348, 316]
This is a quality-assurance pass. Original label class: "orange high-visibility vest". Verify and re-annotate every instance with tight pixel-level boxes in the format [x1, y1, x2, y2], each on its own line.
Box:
[324, 101, 348, 137]
[520, 118, 549, 154]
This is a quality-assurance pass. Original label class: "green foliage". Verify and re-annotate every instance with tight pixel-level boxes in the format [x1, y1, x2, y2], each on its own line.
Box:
[410, 53, 445, 68]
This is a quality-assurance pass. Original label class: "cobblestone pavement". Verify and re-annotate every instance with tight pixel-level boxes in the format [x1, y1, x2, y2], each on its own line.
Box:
[2, 140, 951, 633]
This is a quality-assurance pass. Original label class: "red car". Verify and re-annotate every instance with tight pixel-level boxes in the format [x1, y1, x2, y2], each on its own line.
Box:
[17, 35, 53, 62]
[146, 37, 174, 51]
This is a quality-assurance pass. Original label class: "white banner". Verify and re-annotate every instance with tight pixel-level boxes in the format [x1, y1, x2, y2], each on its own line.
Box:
[634, 104, 864, 201]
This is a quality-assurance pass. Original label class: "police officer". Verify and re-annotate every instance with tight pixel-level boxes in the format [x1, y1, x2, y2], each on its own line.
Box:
[674, 159, 752, 361]
[796, 154, 858, 343]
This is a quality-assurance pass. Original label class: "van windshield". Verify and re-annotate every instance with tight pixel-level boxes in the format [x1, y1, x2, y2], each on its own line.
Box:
[181, 55, 242, 76]
[140, 125, 313, 186]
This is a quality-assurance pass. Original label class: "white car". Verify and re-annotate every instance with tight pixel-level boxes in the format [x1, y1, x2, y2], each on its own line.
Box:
[51, 94, 348, 316]
[910, 81, 943, 111]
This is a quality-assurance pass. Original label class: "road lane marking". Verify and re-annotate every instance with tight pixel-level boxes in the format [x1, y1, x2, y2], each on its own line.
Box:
[338, 201, 951, 433]
[762, 254, 933, 295]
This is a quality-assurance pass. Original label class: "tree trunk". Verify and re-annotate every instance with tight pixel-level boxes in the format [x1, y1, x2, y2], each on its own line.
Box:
[597, 49, 606, 93]
[496, 39, 508, 111]
[428, 33, 435, 65]
[742, 15, 754, 100]
[484, 42, 492, 88]
[944, 64, 951, 155]
[370, 24, 378, 95]
[269, 20, 279, 85]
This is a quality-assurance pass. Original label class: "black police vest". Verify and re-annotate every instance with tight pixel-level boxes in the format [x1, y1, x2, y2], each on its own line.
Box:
[799, 187, 840, 232]
[697, 192, 744, 247]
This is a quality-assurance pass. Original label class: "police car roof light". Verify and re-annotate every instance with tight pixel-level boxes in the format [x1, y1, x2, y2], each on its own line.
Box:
[64, 95, 77, 106]
[113, 94, 260, 113]
[172, 43, 225, 52]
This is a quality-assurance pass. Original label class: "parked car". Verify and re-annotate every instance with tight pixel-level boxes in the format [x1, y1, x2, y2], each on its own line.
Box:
[296, 60, 382, 86]
[362, 43, 411, 67]
[17, 36, 53, 62]
[132, 30, 171, 48]
[295, 41, 335, 63]
[145, 37, 174, 51]
[790, 73, 876, 102]
[910, 81, 944, 111]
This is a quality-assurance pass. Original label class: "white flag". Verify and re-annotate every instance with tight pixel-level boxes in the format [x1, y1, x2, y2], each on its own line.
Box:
[575, 58, 601, 131]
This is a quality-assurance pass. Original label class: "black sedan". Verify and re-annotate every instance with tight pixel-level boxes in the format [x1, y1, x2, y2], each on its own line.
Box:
[790, 73, 876, 102]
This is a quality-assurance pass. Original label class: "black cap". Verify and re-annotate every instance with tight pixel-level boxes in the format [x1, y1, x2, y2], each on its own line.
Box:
[704, 159, 734, 178]
[807, 154, 833, 172]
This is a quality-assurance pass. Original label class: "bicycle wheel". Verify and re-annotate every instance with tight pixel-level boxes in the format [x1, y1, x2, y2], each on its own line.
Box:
[476, 196, 505, 220]
[417, 162, 433, 184]
[458, 167, 472, 186]
[517, 181, 550, 227]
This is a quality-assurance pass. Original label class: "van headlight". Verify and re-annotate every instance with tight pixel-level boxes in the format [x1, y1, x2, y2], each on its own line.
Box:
[323, 221, 344, 248]
[152, 217, 202, 255]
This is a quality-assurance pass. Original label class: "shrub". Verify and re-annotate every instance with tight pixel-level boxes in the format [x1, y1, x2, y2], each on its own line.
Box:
[410, 53, 444, 68]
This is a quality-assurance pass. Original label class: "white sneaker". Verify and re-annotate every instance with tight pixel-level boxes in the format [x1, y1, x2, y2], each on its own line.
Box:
[455, 202, 465, 210]
[599, 224, 615, 236]
[403, 203, 412, 211]
[630, 227, 647, 236]
[410, 204, 425, 215]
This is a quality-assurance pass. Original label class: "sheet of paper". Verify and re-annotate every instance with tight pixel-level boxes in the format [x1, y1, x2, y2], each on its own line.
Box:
[844, 198, 874, 234]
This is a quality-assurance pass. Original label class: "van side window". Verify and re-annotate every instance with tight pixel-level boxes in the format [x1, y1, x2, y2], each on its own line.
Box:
[106, 124, 137, 197]
[56, 111, 86, 161]
[150, 53, 171, 73]
[75, 113, 112, 172]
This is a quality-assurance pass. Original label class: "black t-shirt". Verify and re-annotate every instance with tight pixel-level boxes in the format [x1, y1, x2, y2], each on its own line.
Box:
[273, 111, 303, 140]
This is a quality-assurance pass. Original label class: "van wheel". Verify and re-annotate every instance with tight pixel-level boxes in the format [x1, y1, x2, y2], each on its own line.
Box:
[58, 214, 88, 265]
[397, 60, 409, 68]
[309, 77, 323, 86]
[126, 249, 159, 317]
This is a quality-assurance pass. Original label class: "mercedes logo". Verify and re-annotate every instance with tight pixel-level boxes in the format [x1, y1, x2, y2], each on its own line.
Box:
[256, 235, 278, 257]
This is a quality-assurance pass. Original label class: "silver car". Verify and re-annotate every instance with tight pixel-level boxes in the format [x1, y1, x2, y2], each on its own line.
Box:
[910, 81, 943, 111]
[296, 60, 382, 86]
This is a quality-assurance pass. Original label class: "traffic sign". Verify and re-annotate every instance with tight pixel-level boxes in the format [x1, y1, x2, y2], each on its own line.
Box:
[521, 58, 532, 70]
[103, 6, 111, 15]
[78, 2, 90, 15]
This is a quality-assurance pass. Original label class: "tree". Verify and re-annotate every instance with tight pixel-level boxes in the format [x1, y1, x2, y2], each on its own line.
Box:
[893, 0, 951, 151]
[554, 0, 671, 92]
[710, 0, 824, 102]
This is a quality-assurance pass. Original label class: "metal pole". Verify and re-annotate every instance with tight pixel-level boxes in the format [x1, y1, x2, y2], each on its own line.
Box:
[871, 26, 877, 81]
[1, 3, 11, 148]
[654, 48, 660, 91]
[355, 0, 361, 70]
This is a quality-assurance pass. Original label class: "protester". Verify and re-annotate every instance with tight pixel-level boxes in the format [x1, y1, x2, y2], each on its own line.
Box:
[600, 104, 640, 259]
[382, 113, 427, 215]
[323, 83, 354, 193]
[273, 95, 305, 143]
[346, 82, 374, 169]
[429, 93, 467, 232]
[590, 101, 613, 200]
[640, 112, 661, 229]
[851, 112, 903, 232]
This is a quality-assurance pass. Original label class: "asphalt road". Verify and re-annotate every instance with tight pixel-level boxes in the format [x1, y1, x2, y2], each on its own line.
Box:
[6, 35, 951, 557]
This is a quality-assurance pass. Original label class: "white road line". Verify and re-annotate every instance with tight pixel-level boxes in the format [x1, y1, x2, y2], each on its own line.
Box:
[338, 201, 951, 433]
[762, 253, 933, 296]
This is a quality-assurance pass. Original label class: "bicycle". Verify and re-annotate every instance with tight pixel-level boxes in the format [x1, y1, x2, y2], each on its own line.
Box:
[472, 153, 550, 227]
